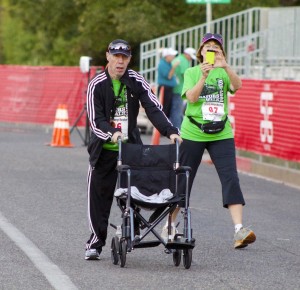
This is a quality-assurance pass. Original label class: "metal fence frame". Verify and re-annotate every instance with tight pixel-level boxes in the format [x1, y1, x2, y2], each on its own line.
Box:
[139, 7, 300, 83]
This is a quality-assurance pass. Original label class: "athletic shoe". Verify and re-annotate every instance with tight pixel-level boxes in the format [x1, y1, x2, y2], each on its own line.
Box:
[85, 248, 101, 260]
[161, 224, 178, 242]
[234, 227, 256, 249]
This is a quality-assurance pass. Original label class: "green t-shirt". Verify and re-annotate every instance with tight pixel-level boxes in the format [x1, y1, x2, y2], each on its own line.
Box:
[181, 65, 234, 142]
[103, 79, 127, 151]
[172, 54, 190, 95]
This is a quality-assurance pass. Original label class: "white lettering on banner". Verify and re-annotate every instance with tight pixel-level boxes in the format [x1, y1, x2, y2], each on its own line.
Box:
[228, 93, 235, 135]
[8, 75, 30, 113]
[260, 91, 273, 147]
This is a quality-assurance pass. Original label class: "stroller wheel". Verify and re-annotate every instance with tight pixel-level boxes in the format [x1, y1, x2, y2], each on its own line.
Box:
[120, 240, 127, 268]
[173, 249, 182, 266]
[111, 237, 119, 265]
[183, 248, 192, 269]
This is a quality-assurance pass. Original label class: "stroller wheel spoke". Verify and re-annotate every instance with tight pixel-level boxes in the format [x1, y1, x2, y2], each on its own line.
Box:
[183, 248, 192, 269]
[111, 237, 119, 265]
[173, 249, 182, 266]
[120, 240, 127, 267]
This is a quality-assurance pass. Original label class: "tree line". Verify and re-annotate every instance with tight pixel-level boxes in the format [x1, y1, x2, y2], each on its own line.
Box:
[0, 0, 298, 69]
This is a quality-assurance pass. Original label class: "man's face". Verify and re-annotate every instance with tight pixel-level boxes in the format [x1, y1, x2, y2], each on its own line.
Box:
[106, 52, 131, 80]
[165, 55, 175, 63]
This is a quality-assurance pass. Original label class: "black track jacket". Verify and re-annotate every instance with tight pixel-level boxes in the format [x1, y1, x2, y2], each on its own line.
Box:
[86, 68, 180, 167]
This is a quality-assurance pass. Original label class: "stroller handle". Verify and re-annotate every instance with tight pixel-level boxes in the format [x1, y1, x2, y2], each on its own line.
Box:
[117, 136, 123, 166]
[117, 136, 128, 165]
[175, 138, 180, 169]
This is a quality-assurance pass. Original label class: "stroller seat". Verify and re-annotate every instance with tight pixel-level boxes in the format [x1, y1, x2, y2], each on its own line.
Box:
[114, 186, 183, 209]
[115, 186, 175, 205]
[110, 139, 195, 269]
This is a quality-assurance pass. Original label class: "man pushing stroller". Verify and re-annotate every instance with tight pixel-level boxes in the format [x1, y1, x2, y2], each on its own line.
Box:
[84, 39, 181, 260]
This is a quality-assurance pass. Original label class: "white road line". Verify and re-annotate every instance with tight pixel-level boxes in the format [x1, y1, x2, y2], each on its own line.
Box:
[0, 211, 78, 290]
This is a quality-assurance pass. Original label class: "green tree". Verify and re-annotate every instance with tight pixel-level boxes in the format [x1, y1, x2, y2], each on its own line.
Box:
[1, 0, 83, 65]
[0, 0, 291, 67]
[74, 0, 202, 67]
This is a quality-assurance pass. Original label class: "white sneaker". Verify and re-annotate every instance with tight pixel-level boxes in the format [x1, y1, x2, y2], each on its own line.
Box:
[234, 227, 256, 249]
[161, 224, 178, 242]
[85, 248, 101, 260]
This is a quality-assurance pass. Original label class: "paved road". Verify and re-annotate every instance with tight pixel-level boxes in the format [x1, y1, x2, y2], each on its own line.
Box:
[0, 125, 299, 290]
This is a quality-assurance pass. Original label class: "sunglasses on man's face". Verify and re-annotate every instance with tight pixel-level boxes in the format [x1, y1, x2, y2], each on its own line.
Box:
[202, 33, 223, 45]
[108, 43, 131, 51]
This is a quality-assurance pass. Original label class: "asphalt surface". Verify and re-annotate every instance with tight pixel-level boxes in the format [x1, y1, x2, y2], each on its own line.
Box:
[0, 125, 299, 290]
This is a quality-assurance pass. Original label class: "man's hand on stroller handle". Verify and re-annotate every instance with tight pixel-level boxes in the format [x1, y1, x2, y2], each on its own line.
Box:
[170, 134, 182, 144]
[112, 131, 127, 143]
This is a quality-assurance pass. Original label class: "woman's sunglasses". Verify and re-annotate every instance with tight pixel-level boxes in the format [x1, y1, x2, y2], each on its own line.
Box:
[202, 33, 223, 45]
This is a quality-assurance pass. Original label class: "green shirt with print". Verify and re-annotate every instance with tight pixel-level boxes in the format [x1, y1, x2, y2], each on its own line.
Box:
[172, 54, 191, 95]
[103, 79, 127, 151]
[181, 65, 234, 142]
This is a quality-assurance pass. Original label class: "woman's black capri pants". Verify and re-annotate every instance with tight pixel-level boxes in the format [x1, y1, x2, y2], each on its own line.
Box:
[179, 138, 245, 208]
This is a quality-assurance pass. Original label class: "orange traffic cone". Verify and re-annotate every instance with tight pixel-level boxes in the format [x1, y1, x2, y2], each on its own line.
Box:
[50, 104, 74, 147]
[151, 86, 164, 145]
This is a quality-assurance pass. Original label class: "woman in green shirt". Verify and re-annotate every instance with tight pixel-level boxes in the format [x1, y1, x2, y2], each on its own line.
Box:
[163, 33, 256, 249]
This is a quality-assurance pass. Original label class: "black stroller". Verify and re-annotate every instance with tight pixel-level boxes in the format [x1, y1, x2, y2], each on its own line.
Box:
[110, 138, 195, 269]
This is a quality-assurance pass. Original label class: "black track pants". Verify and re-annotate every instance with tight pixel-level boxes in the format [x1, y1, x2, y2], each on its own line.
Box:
[86, 149, 118, 250]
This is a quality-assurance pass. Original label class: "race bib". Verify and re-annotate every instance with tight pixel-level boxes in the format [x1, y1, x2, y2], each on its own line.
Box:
[111, 115, 128, 138]
[202, 102, 225, 121]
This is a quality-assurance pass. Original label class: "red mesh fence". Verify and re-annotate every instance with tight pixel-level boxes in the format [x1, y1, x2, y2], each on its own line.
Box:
[0, 65, 98, 126]
[1, 65, 300, 161]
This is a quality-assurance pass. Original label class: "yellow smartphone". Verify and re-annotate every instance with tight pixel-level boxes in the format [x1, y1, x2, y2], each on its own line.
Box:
[206, 50, 215, 65]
